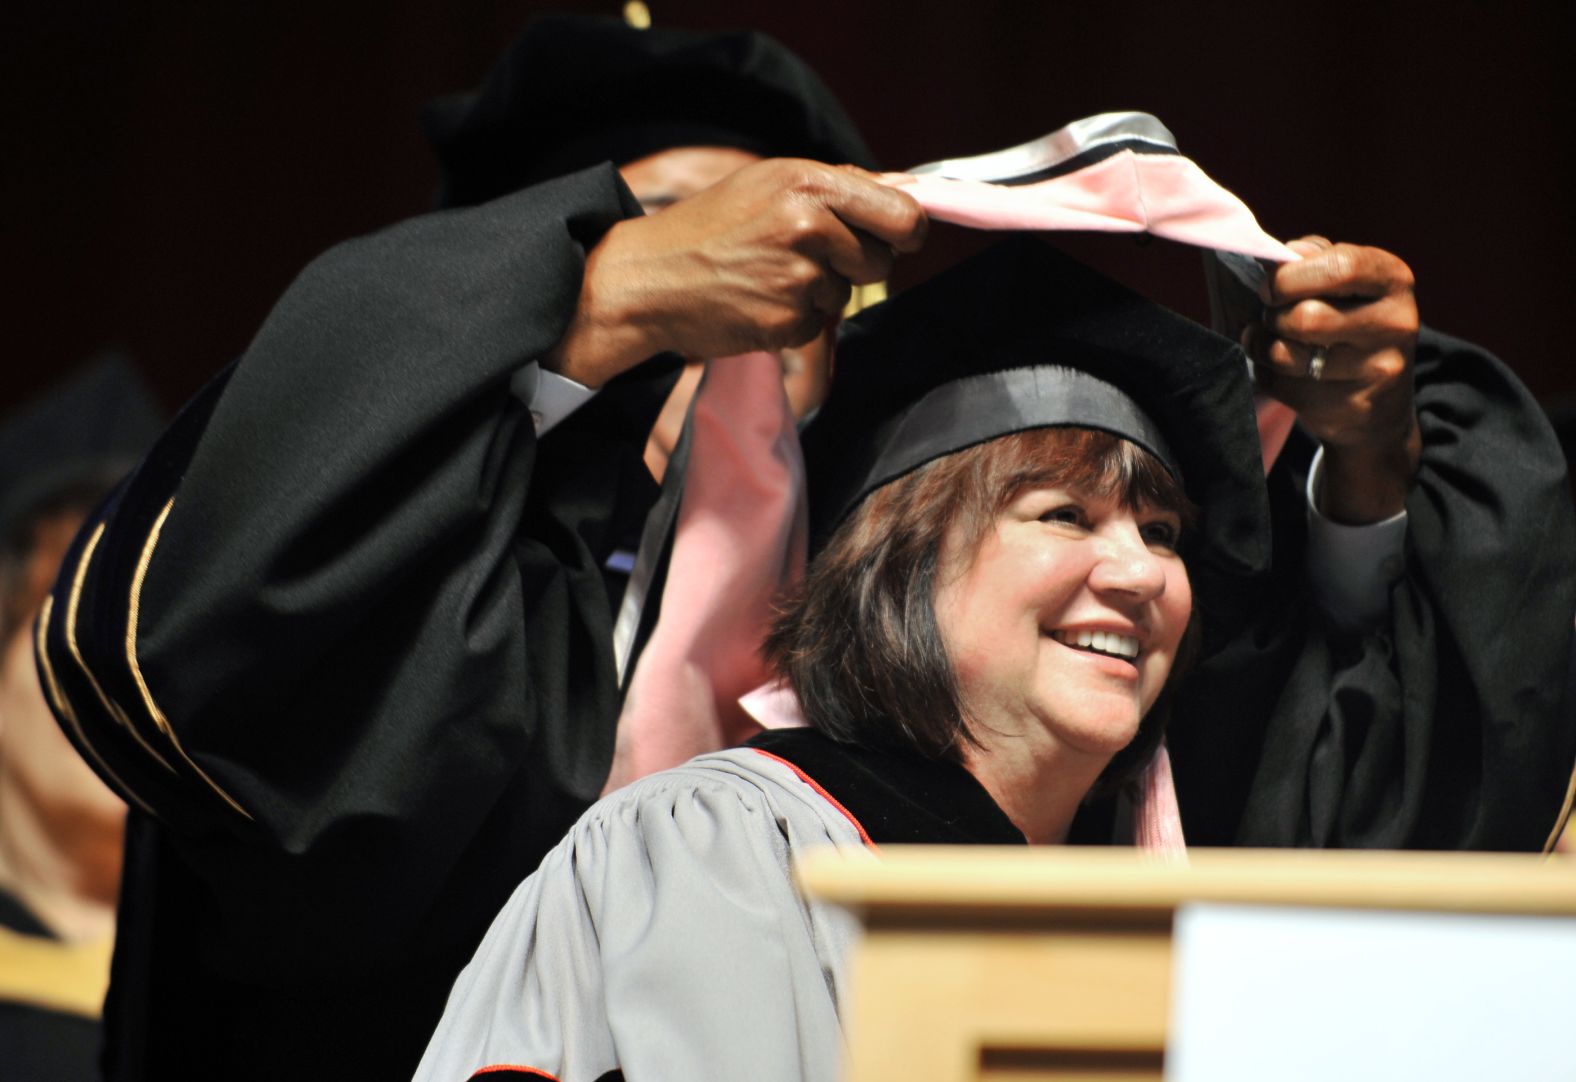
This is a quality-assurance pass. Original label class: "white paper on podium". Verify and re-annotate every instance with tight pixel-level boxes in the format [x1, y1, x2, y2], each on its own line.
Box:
[1168, 903, 1576, 1081]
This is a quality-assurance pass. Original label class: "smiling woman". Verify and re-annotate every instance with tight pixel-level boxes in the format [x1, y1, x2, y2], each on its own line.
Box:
[414, 238, 1271, 1082]
[940, 438, 1194, 842]
[767, 427, 1199, 843]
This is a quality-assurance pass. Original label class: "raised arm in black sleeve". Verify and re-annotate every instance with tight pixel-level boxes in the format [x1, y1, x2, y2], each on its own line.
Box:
[1171, 328, 1576, 850]
[36, 163, 679, 1079]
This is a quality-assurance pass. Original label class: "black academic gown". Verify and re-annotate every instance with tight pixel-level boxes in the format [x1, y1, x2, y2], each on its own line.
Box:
[37, 164, 680, 1081]
[1170, 328, 1576, 849]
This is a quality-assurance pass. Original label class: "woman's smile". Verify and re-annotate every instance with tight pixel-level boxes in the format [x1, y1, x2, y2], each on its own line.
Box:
[1046, 627, 1142, 664]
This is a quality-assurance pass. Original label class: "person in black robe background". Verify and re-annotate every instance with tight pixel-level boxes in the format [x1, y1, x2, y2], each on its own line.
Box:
[0, 360, 163, 1082]
[34, 16, 922, 1082]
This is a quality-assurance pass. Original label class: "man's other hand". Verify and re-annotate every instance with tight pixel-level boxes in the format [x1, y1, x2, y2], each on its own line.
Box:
[1248, 237, 1421, 523]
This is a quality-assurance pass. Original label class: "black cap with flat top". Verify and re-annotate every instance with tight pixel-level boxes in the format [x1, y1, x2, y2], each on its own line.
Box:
[806, 237, 1270, 650]
[424, 14, 877, 209]
[0, 357, 164, 546]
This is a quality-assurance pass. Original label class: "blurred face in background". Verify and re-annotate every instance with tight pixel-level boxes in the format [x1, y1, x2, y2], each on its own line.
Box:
[0, 508, 125, 923]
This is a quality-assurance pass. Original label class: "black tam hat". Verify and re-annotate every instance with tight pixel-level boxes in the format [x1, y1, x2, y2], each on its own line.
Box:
[424, 14, 877, 209]
[0, 357, 165, 548]
[805, 237, 1270, 651]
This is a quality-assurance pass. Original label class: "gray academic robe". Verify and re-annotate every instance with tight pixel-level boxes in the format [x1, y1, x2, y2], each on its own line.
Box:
[414, 746, 866, 1082]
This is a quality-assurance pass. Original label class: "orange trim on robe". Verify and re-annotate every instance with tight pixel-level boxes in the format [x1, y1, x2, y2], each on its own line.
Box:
[752, 747, 876, 849]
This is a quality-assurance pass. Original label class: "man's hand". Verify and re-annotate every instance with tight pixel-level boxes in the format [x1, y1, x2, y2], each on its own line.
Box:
[1247, 237, 1421, 524]
[547, 159, 927, 388]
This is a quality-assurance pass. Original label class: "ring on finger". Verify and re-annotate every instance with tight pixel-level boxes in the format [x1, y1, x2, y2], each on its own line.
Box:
[1307, 346, 1328, 381]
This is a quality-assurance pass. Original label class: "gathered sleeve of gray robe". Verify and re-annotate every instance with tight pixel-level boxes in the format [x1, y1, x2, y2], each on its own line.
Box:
[414, 748, 868, 1082]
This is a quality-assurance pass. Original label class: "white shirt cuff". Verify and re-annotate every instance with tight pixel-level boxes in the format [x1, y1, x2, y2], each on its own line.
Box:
[1304, 446, 1408, 632]
[510, 362, 597, 436]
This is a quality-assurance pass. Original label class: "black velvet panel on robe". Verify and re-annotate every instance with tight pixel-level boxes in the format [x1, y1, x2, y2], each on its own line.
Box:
[749, 727, 1028, 845]
[748, 726, 1125, 847]
[40, 164, 680, 1081]
[1169, 328, 1576, 850]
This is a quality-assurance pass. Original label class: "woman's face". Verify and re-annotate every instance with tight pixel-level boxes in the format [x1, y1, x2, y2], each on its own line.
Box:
[933, 477, 1191, 766]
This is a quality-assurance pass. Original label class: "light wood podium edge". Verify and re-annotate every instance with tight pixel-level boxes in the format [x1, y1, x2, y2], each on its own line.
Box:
[796, 845, 1576, 919]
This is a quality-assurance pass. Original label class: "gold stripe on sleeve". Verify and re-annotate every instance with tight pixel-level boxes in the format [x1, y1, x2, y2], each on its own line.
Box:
[125, 499, 252, 820]
[35, 596, 157, 818]
[64, 523, 177, 775]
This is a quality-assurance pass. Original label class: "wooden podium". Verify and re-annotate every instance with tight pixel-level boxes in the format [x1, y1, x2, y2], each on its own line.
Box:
[795, 847, 1576, 1082]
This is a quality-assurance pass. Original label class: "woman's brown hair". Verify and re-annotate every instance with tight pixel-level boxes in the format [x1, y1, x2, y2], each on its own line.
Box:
[765, 426, 1200, 795]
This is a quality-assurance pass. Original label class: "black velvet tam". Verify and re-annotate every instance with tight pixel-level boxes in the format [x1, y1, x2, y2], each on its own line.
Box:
[0, 357, 164, 544]
[806, 237, 1271, 653]
[424, 13, 876, 209]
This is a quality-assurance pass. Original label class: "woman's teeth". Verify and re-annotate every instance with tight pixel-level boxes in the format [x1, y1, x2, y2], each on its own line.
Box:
[1051, 629, 1140, 660]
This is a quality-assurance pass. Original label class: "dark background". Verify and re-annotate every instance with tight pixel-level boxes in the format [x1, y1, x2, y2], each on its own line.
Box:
[5, 1, 1572, 417]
